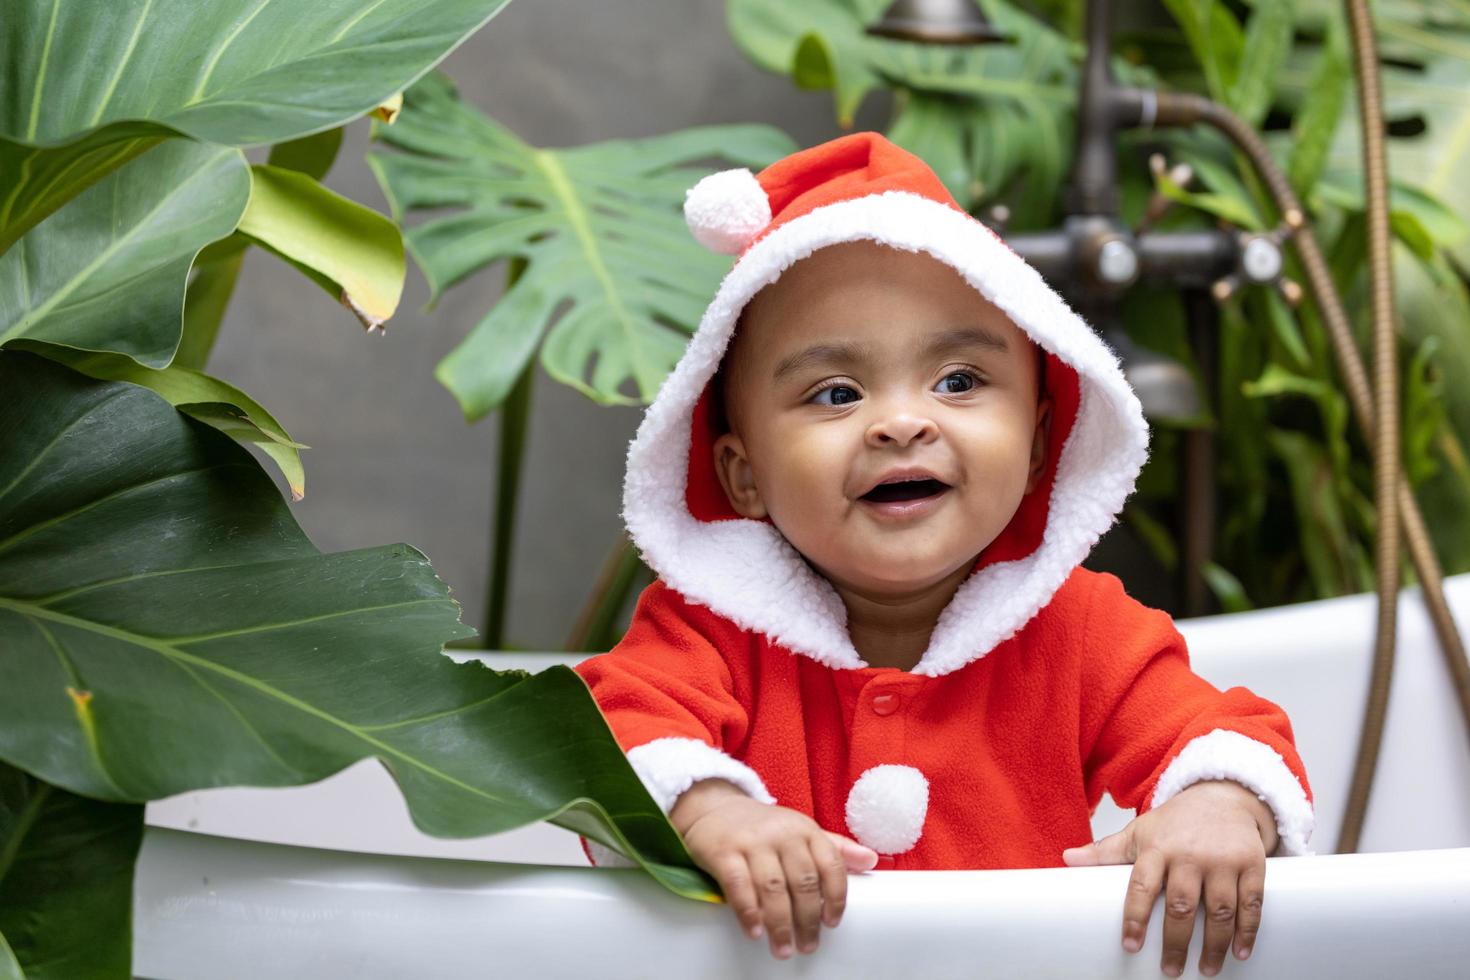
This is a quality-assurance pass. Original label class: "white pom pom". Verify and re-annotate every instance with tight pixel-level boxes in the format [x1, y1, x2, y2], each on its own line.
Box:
[844, 764, 929, 855]
[683, 168, 771, 255]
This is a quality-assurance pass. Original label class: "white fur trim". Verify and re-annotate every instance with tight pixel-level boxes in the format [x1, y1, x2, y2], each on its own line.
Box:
[625, 736, 776, 815]
[623, 190, 1150, 676]
[1148, 728, 1316, 857]
[845, 764, 929, 855]
[684, 168, 772, 255]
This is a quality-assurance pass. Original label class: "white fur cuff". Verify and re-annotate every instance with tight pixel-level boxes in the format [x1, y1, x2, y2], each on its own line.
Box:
[1148, 728, 1316, 857]
[626, 736, 777, 815]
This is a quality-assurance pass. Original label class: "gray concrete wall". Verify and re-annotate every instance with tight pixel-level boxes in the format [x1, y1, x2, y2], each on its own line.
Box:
[211, 0, 894, 650]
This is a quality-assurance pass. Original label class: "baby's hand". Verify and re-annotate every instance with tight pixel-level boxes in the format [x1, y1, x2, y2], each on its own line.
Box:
[1061, 779, 1279, 978]
[670, 778, 879, 960]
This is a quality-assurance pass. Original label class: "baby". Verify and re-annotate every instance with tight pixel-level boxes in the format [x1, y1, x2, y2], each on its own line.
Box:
[572, 132, 1314, 978]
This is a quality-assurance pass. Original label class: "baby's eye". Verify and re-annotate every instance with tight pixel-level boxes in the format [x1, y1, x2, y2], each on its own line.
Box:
[935, 370, 980, 394]
[811, 384, 861, 406]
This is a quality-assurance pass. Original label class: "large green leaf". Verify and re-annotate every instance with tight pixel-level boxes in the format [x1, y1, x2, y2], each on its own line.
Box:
[0, 141, 249, 368]
[0, 352, 711, 900]
[237, 164, 406, 332]
[1378, 51, 1470, 270]
[10, 343, 307, 500]
[368, 73, 797, 418]
[0, 763, 143, 980]
[0, 0, 512, 252]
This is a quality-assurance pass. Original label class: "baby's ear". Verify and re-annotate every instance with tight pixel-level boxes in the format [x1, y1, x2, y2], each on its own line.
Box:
[712, 432, 767, 519]
[1026, 397, 1054, 495]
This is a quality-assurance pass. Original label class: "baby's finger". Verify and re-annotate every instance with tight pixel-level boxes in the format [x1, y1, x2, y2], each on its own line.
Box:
[1160, 860, 1202, 978]
[715, 853, 763, 941]
[1234, 862, 1267, 962]
[823, 830, 879, 873]
[779, 839, 824, 954]
[748, 850, 796, 960]
[809, 833, 849, 928]
[1121, 847, 1165, 954]
[1198, 868, 1238, 977]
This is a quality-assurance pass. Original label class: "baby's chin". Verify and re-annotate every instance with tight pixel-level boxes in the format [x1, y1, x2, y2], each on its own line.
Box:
[801, 548, 984, 598]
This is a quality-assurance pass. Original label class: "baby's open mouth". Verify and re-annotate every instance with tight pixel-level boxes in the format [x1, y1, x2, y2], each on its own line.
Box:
[860, 477, 950, 503]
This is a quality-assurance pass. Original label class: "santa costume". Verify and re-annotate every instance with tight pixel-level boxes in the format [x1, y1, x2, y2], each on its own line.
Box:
[572, 131, 1314, 869]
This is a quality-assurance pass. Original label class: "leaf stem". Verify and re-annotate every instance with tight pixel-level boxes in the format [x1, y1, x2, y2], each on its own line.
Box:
[484, 257, 531, 647]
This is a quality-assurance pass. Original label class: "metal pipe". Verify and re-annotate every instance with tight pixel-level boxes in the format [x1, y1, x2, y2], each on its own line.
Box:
[1149, 76, 1470, 852]
[1339, 0, 1401, 856]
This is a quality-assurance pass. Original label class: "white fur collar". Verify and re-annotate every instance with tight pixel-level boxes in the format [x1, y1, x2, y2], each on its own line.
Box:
[621, 192, 1149, 677]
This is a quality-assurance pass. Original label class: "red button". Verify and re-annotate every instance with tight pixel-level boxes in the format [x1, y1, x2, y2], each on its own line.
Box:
[871, 692, 900, 716]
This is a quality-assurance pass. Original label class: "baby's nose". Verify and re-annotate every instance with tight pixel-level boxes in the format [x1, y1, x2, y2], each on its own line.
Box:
[865, 412, 938, 447]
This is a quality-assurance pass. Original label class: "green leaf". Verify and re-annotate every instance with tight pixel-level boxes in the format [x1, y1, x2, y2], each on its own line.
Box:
[727, 0, 892, 127]
[238, 165, 405, 332]
[368, 73, 797, 417]
[0, 763, 143, 980]
[175, 234, 251, 372]
[1402, 334, 1446, 485]
[1287, 13, 1349, 197]
[0, 932, 19, 980]
[1124, 503, 1179, 572]
[1160, 0, 1245, 102]
[0, 141, 249, 367]
[0, 0, 513, 252]
[1319, 46, 1470, 270]
[1230, 0, 1295, 127]
[882, 5, 1077, 220]
[1261, 289, 1312, 370]
[1267, 428, 1357, 596]
[266, 127, 345, 183]
[1153, 159, 1263, 230]
[0, 352, 713, 901]
[1314, 171, 1470, 248]
[1200, 561, 1254, 613]
[1395, 242, 1470, 499]
[10, 342, 307, 500]
[729, 0, 1077, 219]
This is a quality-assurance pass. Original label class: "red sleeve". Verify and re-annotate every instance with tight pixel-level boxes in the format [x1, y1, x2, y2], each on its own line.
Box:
[571, 579, 776, 866]
[573, 578, 753, 753]
[1079, 572, 1315, 855]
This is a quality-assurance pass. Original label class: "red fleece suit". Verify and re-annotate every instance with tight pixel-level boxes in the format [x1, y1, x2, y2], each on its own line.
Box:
[573, 568, 1314, 870]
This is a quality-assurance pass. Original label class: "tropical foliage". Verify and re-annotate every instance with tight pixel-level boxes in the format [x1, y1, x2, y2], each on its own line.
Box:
[0, 2, 714, 976]
[721, 0, 1470, 607]
[392, 0, 1469, 625]
[367, 76, 798, 643]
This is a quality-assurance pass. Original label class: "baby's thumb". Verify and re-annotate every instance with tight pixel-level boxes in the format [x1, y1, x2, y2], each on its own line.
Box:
[824, 831, 880, 871]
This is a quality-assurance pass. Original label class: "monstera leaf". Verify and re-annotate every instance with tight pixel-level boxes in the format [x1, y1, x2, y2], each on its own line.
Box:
[0, 763, 143, 980]
[0, 0, 513, 253]
[0, 141, 250, 367]
[368, 73, 797, 418]
[0, 353, 714, 904]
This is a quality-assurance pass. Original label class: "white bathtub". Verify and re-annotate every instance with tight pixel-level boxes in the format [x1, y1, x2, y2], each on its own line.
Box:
[139, 574, 1470, 978]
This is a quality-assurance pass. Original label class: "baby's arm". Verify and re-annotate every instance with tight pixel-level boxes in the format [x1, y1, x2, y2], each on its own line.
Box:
[1072, 573, 1314, 977]
[670, 779, 877, 959]
[572, 580, 877, 958]
[1064, 778, 1275, 977]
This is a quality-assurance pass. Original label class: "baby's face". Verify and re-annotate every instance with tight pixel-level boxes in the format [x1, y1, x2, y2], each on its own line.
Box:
[713, 240, 1052, 597]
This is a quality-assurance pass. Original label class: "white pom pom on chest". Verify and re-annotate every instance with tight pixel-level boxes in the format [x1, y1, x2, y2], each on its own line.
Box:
[683, 167, 771, 255]
[844, 764, 930, 855]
